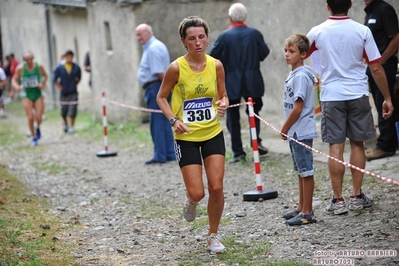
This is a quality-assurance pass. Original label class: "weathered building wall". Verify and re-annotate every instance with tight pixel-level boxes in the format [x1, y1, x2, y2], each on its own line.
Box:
[0, 0, 91, 110]
[0, 0, 48, 76]
[1, 0, 399, 123]
[49, 7, 92, 103]
[86, 0, 141, 122]
[87, 0, 399, 123]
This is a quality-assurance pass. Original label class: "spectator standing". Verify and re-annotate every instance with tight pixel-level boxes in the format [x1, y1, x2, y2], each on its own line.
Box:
[307, 0, 394, 215]
[7, 54, 19, 100]
[53, 50, 81, 133]
[136, 23, 176, 164]
[3, 55, 12, 96]
[157, 16, 228, 254]
[9, 53, 19, 78]
[210, 2, 270, 163]
[364, 0, 399, 160]
[83, 51, 92, 89]
[281, 34, 318, 226]
[0, 67, 7, 117]
[11, 51, 48, 146]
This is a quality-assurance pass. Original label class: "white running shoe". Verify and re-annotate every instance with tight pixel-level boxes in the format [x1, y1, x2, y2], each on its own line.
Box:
[325, 197, 348, 215]
[348, 191, 373, 210]
[67, 127, 74, 133]
[183, 198, 198, 222]
[208, 233, 225, 254]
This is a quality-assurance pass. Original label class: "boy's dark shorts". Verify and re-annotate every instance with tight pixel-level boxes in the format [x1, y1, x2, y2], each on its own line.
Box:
[60, 93, 78, 118]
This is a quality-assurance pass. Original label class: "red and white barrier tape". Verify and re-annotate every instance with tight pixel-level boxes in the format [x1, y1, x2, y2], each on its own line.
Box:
[227, 102, 248, 109]
[44, 97, 99, 106]
[252, 112, 399, 186]
[105, 99, 163, 113]
[53, 94, 394, 186]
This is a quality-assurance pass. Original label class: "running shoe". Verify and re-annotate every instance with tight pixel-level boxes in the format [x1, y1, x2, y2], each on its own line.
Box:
[208, 233, 225, 254]
[36, 127, 41, 140]
[63, 122, 68, 133]
[31, 138, 38, 147]
[183, 198, 198, 222]
[286, 212, 316, 226]
[348, 191, 373, 210]
[67, 127, 74, 133]
[325, 197, 348, 215]
[282, 209, 300, 220]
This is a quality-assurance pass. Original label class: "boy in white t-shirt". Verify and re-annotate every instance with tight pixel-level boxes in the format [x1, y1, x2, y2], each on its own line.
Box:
[306, 0, 394, 215]
[281, 34, 318, 226]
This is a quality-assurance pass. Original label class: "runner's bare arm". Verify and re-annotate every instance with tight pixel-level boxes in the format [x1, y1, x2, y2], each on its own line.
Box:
[157, 61, 190, 134]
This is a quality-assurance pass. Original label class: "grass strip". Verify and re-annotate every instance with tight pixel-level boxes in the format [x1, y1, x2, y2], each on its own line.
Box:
[0, 167, 76, 265]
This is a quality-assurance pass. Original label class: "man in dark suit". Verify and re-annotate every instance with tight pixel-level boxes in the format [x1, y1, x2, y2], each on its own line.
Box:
[210, 2, 270, 163]
[364, 0, 399, 161]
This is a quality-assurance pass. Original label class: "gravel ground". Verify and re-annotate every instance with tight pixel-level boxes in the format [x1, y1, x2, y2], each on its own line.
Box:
[1, 110, 399, 266]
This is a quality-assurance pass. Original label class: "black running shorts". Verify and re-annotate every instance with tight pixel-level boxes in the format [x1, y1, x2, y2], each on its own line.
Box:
[174, 131, 225, 168]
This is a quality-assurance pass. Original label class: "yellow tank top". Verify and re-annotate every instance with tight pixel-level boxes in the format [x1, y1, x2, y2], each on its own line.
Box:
[171, 55, 222, 141]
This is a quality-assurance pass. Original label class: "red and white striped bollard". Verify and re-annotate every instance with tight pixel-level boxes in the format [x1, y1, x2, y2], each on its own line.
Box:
[97, 91, 117, 157]
[243, 97, 278, 201]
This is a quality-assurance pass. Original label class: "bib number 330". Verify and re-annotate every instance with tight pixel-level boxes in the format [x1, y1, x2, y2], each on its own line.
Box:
[183, 97, 216, 124]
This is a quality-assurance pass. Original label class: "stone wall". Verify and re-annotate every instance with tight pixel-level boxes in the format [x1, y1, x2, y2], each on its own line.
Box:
[87, 0, 399, 122]
[1, 0, 398, 123]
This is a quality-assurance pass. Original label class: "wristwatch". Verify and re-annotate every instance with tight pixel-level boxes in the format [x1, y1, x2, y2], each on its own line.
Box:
[169, 117, 179, 126]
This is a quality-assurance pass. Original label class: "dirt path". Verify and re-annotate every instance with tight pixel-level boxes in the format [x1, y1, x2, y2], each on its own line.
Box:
[1, 109, 399, 266]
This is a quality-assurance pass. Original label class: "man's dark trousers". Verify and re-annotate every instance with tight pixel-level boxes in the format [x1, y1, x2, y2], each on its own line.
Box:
[227, 96, 263, 158]
[144, 81, 176, 162]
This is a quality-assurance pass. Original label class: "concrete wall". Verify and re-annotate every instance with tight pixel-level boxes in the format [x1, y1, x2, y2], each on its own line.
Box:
[86, 0, 141, 122]
[0, 0, 49, 76]
[49, 7, 92, 105]
[88, 0, 399, 123]
[0, 0, 91, 110]
[1, 0, 399, 123]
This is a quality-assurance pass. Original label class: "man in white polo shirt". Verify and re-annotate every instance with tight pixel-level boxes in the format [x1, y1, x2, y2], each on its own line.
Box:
[307, 0, 394, 215]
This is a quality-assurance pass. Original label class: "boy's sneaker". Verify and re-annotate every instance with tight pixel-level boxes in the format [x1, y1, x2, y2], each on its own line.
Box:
[286, 212, 316, 226]
[183, 198, 198, 222]
[282, 209, 300, 220]
[63, 123, 68, 133]
[348, 191, 373, 210]
[325, 197, 348, 215]
[31, 138, 38, 147]
[208, 233, 225, 254]
[36, 127, 41, 140]
[67, 127, 74, 133]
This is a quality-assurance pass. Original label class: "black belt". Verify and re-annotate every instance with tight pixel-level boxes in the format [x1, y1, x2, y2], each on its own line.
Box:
[142, 80, 160, 90]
